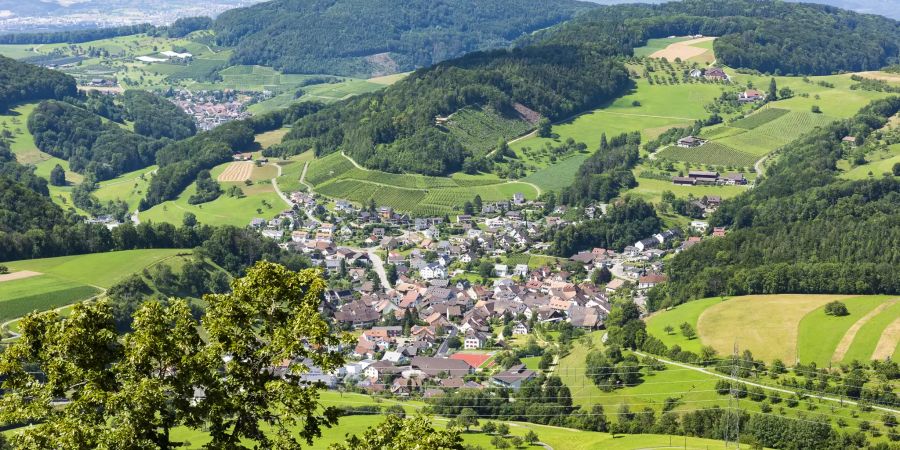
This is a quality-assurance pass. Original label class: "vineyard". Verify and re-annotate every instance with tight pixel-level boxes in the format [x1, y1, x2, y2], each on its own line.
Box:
[656, 142, 757, 167]
[444, 105, 533, 157]
[523, 152, 590, 192]
[730, 107, 790, 129]
[717, 110, 835, 156]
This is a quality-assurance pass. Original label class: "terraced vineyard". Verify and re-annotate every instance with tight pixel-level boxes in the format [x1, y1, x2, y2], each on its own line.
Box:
[656, 142, 757, 167]
[307, 153, 537, 215]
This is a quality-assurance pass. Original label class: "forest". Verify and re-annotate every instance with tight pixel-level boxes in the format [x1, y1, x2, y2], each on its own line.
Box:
[212, 0, 592, 76]
[548, 197, 662, 257]
[525, 0, 900, 76]
[281, 46, 630, 175]
[559, 132, 641, 206]
[0, 56, 77, 112]
[28, 101, 167, 181]
[651, 97, 900, 308]
[122, 90, 196, 141]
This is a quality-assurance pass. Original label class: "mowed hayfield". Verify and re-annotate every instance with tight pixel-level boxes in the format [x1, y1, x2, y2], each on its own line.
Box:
[648, 295, 900, 364]
[0, 249, 189, 324]
[649, 36, 717, 63]
[141, 160, 286, 226]
[307, 153, 537, 215]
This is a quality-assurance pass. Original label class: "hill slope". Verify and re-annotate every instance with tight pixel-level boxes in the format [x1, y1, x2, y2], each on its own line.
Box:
[212, 0, 594, 76]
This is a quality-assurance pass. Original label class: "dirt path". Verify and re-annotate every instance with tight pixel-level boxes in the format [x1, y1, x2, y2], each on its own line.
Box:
[872, 317, 900, 360]
[271, 163, 292, 208]
[0, 271, 42, 283]
[832, 299, 900, 362]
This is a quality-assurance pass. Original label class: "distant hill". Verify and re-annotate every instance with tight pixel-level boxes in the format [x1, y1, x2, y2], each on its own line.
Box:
[583, 0, 900, 19]
[212, 0, 595, 77]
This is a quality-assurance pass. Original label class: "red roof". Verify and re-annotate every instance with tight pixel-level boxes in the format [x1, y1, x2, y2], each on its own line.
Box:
[450, 352, 492, 368]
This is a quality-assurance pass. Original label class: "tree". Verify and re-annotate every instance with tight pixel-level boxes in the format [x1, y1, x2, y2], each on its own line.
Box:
[524, 430, 539, 444]
[0, 265, 7, 274]
[509, 436, 524, 448]
[182, 211, 197, 227]
[893, 162, 900, 176]
[767, 78, 778, 101]
[537, 118, 552, 138]
[663, 324, 674, 335]
[496, 423, 510, 436]
[458, 407, 479, 431]
[824, 301, 849, 316]
[49, 163, 66, 186]
[473, 194, 483, 212]
[811, 105, 822, 113]
[539, 352, 553, 370]
[482, 421, 497, 434]
[199, 261, 351, 449]
[331, 414, 464, 450]
[492, 436, 510, 449]
[680, 322, 696, 339]
[591, 266, 612, 285]
[478, 260, 494, 279]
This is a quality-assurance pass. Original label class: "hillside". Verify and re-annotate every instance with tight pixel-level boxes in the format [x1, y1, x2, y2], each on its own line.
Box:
[212, 0, 594, 77]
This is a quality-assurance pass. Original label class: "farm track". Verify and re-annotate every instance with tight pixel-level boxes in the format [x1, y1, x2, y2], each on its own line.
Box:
[271, 163, 292, 207]
[872, 317, 900, 360]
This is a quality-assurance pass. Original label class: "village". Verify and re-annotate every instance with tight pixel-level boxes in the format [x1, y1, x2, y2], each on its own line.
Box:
[244, 188, 729, 397]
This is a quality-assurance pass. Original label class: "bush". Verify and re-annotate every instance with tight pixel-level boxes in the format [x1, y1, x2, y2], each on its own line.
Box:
[824, 301, 849, 316]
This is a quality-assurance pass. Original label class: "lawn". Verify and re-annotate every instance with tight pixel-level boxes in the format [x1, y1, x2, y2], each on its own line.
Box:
[0, 275, 100, 323]
[93, 165, 157, 211]
[841, 143, 900, 180]
[796, 296, 896, 365]
[5, 249, 190, 289]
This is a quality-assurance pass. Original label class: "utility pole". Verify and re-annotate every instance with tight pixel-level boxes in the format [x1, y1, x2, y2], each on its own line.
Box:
[725, 342, 741, 449]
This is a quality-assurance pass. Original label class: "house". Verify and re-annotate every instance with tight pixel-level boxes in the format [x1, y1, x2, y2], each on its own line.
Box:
[494, 264, 509, 278]
[638, 273, 668, 289]
[722, 172, 747, 185]
[411, 356, 473, 377]
[689, 68, 704, 78]
[606, 278, 626, 294]
[705, 67, 729, 81]
[677, 136, 706, 148]
[842, 136, 858, 146]
[512, 321, 530, 336]
[491, 364, 537, 390]
[690, 221, 709, 232]
[512, 192, 526, 205]
[464, 330, 489, 349]
[513, 264, 529, 278]
[739, 89, 765, 102]
[364, 360, 405, 380]
[712, 227, 727, 237]
[634, 237, 658, 252]
[420, 264, 448, 280]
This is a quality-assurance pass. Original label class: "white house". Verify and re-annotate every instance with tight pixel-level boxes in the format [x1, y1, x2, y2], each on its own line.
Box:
[494, 264, 509, 277]
[420, 263, 448, 280]
[464, 331, 488, 349]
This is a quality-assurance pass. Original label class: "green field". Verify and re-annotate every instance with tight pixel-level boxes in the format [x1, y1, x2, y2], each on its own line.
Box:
[141, 179, 285, 227]
[5, 249, 190, 289]
[522, 152, 590, 192]
[632, 37, 693, 58]
[275, 151, 316, 193]
[0, 275, 100, 323]
[656, 141, 757, 167]
[93, 165, 157, 211]
[648, 295, 899, 364]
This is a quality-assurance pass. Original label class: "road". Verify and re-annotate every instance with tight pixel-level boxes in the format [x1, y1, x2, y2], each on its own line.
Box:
[271, 163, 292, 207]
[344, 245, 391, 290]
[435, 327, 458, 357]
[634, 351, 900, 415]
[754, 153, 769, 177]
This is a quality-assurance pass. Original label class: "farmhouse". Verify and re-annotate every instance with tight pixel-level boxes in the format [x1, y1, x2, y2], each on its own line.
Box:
[673, 176, 696, 186]
[688, 170, 720, 185]
[704, 67, 729, 81]
[722, 172, 747, 185]
[739, 89, 765, 102]
[677, 136, 706, 148]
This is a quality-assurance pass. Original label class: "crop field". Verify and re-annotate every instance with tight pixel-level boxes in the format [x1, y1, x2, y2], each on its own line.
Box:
[648, 295, 899, 364]
[632, 37, 693, 58]
[656, 141, 757, 167]
[444, 105, 532, 157]
[649, 36, 716, 62]
[730, 108, 790, 129]
[305, 153, 357, 185]
[0, 274, 100, 324]
[217, 162, 255, 182]
[255, 128, 290, 148]
[5, 249, 189, 289]
[716, 110, 836, 156]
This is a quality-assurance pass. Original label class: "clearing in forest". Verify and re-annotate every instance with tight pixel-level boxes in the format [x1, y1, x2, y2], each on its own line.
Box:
[650, 37, 716, 61]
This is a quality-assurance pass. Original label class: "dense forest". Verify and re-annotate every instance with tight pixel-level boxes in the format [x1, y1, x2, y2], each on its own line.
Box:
[141, 102, 323, 209]
[525, 0, 900, 76]
[282, 46, 630, 175]
[549, 197, 662, 256]
[0, 56, 77, 112]
[651, 97, 900, 309]
[0, 139, 49, 195]
[559, 132, 641, 206]
[122, 90, 196, 141]
[212, 0, 593, 76]
[28, 101, 167, 181]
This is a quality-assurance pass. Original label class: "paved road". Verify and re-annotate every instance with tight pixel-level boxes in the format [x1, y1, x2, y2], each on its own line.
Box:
[634, 351, 900, 415]
[345, 245, 391, 290]
[435, 327, 458, 357]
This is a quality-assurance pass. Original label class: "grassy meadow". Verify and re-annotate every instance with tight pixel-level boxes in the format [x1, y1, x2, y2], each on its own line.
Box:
[5, 249, 190, 289]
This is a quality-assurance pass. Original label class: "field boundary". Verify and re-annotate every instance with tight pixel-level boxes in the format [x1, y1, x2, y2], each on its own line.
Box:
[872, 317, 900, 360]
[831, 299, 899, 362]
